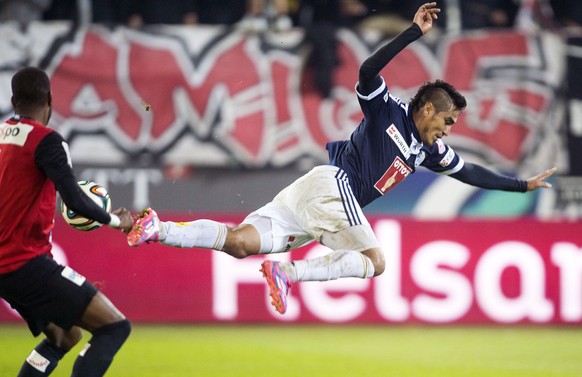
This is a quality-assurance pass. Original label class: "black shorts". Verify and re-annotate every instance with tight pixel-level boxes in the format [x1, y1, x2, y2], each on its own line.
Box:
[0, 254, 98, 336]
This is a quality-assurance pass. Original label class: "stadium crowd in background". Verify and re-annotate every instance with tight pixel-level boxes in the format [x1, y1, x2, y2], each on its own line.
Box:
[1, 0, 581, 31]
[239, 0, 293, 32]
[0, 0, 51, 24]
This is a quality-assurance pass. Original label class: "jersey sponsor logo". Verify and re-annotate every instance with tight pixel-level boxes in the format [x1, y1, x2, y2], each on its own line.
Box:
[374, 156, 412, 195]
[439, 146, 455, 167]
[0, 124, 33, 146]
[61, 266, 87, 286]
[26, 350, 50, 372]
[386, 124, 411, 159]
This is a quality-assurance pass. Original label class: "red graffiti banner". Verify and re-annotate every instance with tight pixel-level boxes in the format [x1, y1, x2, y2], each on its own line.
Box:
[39, 26, 561, 170]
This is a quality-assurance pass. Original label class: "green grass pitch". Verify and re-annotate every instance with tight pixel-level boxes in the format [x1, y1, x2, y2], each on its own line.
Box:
[1, 324, 581, 377]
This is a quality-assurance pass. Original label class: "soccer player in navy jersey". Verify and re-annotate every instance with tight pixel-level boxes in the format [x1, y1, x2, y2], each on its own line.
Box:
[0, 67, 134, 376]
[127, 2, 556, 315]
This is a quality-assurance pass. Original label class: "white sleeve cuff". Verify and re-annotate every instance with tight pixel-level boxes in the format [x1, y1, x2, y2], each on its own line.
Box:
[108, 214, 121, 228]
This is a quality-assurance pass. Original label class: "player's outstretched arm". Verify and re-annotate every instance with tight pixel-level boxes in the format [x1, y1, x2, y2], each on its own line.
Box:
[526, 167, 557, 191]
[413, 2, 441, 35]
[358, 3, 439, 93]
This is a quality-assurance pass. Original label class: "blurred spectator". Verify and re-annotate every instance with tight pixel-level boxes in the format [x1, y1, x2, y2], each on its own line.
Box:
[239, 0, 293, 32]
[91, 0, 133, 25]
[0, 0, 52, 26]
[358, 0, 433, 38]
[43, 0, 76, 21]
[460, 0, 519, 30]
[551, 0, 582, 27]
[127, 0, 198, 27]
[195, 0, 246, 25]
[515, 0, 555, 32]
[44, 0, 133, 26]
[41, 0, 268, 28]
[297, 0, 368, 98]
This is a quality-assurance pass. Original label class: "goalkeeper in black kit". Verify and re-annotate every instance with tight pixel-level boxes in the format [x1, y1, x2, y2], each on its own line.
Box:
[0, 67, 134, 376]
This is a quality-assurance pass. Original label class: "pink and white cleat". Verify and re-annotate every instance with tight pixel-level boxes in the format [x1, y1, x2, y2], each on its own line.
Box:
[260, 260, 292, 314]
[127, 208, 160, 247]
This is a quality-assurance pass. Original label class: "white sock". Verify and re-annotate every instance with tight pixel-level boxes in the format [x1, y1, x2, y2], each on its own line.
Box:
[160, 220, 227, 250]
[281, 250, 375, 283]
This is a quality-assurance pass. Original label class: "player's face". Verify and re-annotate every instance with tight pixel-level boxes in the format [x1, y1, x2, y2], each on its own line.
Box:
[419, 107, 461, 146]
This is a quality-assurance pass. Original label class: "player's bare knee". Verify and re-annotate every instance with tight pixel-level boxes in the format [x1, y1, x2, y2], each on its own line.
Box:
[223, 225, 261, 258]
[225, 246, 251, 259]
[363, 248, 385, 276]
[223, 229, 252, 258]
[373, 260, 385, 276]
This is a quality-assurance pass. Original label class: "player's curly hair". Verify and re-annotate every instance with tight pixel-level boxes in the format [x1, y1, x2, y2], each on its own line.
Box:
[409, 80, 466, 113]
[11, 67, 51, 114]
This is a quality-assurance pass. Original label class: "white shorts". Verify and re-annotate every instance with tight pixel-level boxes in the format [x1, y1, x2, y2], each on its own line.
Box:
[242, 166, 379, 254]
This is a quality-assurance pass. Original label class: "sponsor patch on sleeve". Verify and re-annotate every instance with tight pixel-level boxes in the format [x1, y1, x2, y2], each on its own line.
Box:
[439, 146, 455, 167]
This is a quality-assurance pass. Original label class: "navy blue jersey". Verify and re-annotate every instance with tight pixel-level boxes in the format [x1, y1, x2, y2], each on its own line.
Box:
[327, 78, 464, 208]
